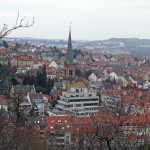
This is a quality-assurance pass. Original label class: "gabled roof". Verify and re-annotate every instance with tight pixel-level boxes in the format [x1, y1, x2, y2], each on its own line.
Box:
[55, 82, 63, 89]
[12, 85, 35, 96]
[29, 93, 44, 103]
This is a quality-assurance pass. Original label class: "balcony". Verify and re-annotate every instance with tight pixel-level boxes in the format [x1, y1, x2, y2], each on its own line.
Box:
[60, 95, 99, 100]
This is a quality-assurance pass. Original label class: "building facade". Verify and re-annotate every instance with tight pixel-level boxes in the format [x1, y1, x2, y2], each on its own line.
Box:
[56, 87, 99, 116]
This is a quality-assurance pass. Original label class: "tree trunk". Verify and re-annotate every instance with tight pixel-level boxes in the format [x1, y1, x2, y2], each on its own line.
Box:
[106, 140, 112, 150]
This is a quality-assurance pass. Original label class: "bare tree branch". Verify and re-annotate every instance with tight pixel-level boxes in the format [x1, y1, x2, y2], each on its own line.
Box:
[0, 12, 34, 39]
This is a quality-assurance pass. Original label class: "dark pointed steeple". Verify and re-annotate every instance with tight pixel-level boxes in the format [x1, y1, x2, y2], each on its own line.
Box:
[66, 24, 73, 64]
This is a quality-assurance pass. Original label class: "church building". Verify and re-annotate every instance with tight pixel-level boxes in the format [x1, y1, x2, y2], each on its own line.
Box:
[53, 28, 99, 116]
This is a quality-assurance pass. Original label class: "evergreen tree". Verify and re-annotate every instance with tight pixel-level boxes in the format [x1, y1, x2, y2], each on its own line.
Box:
[46, 78, 54, 93]
[30, 103, 39, 116]
[2, 40, 9, 49]
[22, 75, 37, 86]
[75, 68, 82, 77]
[46, 78, 52, 93]
[11, 78, 20, 85]
[73, 49, 81, 59]
[85, 69, 93, 79]
[37, 64, 47, 88]
[13, 43, 20, 51]
[41, 64, 47, 88]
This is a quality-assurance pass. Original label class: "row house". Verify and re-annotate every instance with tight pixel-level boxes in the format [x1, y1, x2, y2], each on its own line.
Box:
[41, 52, 53, 61]
[11, 56, 34, 67]
[45, 116, 77, 149]
[44, 114, 150, 149]
[46, 67, 57, 79]
[100, 90, 121, 110]
[11, 85, 45, 116]
[17, 56, 34, 67]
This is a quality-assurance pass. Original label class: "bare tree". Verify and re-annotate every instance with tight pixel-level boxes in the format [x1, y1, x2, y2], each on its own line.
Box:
[0, 12, 45, 150]
[0, 112, 45, 150]
[0, 12, 34, 39]
[0, 12, 34, 96]
[70, 90, 150, 150]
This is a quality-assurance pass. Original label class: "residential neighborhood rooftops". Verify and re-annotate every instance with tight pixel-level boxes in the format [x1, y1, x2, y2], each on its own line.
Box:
[11, 85, 36, 96]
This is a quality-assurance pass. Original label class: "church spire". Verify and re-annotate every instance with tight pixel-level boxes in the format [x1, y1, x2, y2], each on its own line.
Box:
[66, 22, 73, 64]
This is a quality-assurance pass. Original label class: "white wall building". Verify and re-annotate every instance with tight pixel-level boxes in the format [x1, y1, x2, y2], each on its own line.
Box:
[109, 72, 118, 82]
[49, 61, 58, 69]
[55, 87, 99, 116]
[100, 93, 120, 110]
[27, 93, 45, 116]
[88, 73, 97, 82]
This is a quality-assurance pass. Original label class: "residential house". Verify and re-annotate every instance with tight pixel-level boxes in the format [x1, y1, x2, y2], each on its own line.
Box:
[88, 73, 97, 82]
[17, 56, 34, 67]
[100, 90, 121, 110]
[0, 96, 8, 112]
[49, 61, 58, 69]
[11, 85, 36, 96]
[45, 116, 77, 148]
[27, 93, 45, 116]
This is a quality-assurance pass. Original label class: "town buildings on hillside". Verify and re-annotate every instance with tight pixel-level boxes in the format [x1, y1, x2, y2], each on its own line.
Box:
[0, 31, 150, 149]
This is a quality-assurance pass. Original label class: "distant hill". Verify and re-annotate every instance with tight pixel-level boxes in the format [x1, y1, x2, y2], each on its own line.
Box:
[103, 38, 150, 48]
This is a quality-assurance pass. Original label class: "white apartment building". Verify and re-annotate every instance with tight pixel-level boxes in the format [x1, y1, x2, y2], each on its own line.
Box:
[100, 93, 121, 110]
[55, 87, 99, 116]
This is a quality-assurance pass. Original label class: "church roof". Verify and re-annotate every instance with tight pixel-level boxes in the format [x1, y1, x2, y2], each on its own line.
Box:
[66, 29, 73, 64]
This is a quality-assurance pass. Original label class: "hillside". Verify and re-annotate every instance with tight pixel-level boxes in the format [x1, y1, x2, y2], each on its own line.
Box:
[103, 38, 150, 48]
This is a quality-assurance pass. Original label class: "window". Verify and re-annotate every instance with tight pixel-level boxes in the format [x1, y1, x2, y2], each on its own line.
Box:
[68, 99, 98, 103]
[84, 103, 98, 106]
[76, 104, 81, 107]
[76, 89, 79, 93]
[65, 105, 73, 108]
[58, 120, 62, 123]
[69, 69, 73, 75]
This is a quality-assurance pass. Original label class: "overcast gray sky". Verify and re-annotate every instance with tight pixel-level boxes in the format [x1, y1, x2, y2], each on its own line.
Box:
[1, 0, 150, 40]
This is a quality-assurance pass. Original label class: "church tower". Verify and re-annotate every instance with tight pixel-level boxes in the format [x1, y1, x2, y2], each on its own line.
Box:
[66, 29, 73, 64]
[65, 26, 75, 80]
